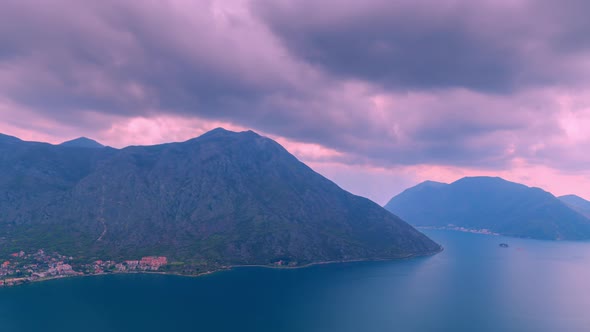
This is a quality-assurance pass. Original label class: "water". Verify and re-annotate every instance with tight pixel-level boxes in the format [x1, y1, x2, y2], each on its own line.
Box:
[2, 230, 590, 332]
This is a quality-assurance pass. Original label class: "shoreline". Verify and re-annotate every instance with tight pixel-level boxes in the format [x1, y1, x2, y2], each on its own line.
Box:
[1, 247, 443, 288]
[418, 226, 500, 236]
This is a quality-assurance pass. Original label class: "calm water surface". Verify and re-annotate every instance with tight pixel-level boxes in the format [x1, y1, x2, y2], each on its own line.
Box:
[2, 230, 590, 332]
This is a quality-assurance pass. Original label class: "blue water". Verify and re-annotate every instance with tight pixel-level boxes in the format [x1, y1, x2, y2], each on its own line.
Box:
[2, 230, 590, 332]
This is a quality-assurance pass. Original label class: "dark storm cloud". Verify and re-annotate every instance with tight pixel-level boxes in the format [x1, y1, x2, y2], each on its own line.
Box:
[0, 0, 380, 157]
[0, 0, 304, 121]
[253, 0, 590, 93]
[1, 0, 590, 171]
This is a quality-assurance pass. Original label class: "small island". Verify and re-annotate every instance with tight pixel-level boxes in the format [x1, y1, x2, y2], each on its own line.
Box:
[499, 243, 509, 248]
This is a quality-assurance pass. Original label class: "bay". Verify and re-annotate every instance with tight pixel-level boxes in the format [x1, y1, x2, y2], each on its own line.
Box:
[2, 229, 590, 332]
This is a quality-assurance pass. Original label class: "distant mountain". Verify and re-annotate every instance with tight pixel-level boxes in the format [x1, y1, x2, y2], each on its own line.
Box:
[559, 195, 590, 218]
[385, 177, 590, 240]
[60, 137, 104, 148]
[0, 129, 439, 273]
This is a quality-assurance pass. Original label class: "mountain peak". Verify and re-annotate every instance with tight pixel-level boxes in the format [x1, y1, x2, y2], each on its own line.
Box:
[416, 180, 447, 188]
[202, 127, 232, 136]
[399, 180, 447, 196]
[194, 127, 261, 141]
[60, 137, 104, 148]
[451, 176, 536, 192]
[453, 176, 506, 184]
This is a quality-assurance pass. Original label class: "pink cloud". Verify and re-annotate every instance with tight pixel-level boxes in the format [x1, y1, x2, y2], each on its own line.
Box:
[96, 115, 248, 148]
[2, 0, 590, 205]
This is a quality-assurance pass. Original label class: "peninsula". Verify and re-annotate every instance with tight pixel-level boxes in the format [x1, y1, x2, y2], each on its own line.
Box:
[0, 128, 440, 286]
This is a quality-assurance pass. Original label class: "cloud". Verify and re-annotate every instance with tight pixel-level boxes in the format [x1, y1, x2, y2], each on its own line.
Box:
[254, 0, 590, 92]
[1, 0, 590, 202]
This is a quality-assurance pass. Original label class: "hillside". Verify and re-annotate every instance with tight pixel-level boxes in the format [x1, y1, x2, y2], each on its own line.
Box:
[385, 177, 590, 240]
[559, 195, 590, 218]
[0, 129, 440, 273]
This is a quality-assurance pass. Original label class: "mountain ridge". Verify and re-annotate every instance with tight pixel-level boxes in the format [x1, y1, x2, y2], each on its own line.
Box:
[559, 195, 590, 218]
[0, 133, 23, 144]
[385, 176, 590, 240]
[0, 128, 440, 273]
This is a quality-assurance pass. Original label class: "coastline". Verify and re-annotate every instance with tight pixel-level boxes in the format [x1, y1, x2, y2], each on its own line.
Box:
[417, 226, 500, 236]
[227, 246, 443, 271]
[1, 247, 443, 288]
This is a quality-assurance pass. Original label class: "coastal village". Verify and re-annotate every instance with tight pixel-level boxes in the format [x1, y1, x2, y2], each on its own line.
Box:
[0, 249, 167, 287]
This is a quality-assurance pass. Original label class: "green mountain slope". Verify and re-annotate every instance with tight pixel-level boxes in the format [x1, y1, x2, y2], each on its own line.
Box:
[0, 129, 440, 272]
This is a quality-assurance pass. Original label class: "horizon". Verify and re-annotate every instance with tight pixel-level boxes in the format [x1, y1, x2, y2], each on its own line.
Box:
[1, 0, 590, 204]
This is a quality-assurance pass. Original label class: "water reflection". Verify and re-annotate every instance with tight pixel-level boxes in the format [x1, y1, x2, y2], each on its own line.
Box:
[3, 230, 590, 332]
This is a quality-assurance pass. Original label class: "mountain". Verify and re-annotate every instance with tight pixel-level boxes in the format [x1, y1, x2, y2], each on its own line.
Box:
[0, 129, 440, 273]
[59, 137, 105, 148]
[559, 195, 590, 218]
[385, 177, 590, 240]
[0, 133, 22, 144]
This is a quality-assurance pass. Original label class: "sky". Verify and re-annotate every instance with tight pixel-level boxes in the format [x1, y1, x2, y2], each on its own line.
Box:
[1, 0, 590, 204]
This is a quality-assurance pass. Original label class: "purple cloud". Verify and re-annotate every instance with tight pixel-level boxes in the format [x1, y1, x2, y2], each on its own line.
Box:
[254, 0, 590, 92]
[1, 0, 590, 189]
